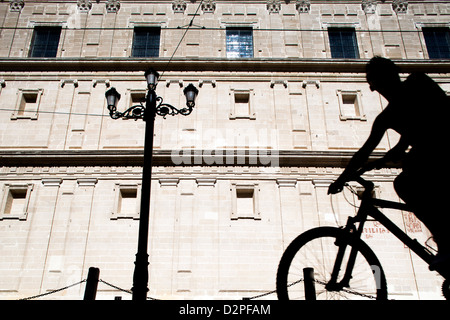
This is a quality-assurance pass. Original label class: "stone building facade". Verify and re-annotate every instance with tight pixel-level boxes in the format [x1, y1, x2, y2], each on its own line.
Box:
[0, 0, 449, 299]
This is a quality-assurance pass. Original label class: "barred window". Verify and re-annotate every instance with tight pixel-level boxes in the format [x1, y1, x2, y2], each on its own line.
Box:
[131, 27, 161, 58]
[29, 27, 61, 58]
[328, 28, 359, 59]
[423, 27, 450, 59]
[226, 28, 254, 58]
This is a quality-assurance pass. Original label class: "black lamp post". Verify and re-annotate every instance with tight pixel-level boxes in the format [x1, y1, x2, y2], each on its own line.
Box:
[105, 69, 198, 300]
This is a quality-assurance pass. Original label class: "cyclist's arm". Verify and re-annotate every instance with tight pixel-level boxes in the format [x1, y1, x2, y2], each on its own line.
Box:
[361, 136, 409, 172]
[328, 115, 387, 194]
[383, 136, 409, 163]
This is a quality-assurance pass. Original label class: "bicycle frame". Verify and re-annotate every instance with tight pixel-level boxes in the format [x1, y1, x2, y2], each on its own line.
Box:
[328, 177, 443, 292]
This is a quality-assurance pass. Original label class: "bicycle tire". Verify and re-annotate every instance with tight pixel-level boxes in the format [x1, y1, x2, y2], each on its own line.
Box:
[277, 227, 388, 300]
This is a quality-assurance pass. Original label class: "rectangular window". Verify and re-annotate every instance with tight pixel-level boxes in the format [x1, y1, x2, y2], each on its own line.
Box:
[5, 189, 27, 215]
[11, 89, 43, 120]
[0, 184, 33, 220]
[29, 26, 61, 58]
[236, 189, 254, 215]
[423, 27, 450, 59]
[328, 28, 359, 59]
[129, 90, 146, 106]
[234, 92, 250, 116]
[111, 184, 141, 220]
[131, 27, 161, 57]
[337, 90, 366, 121]
[226, 27, 254, 58]
[118, 188, 138, 216]
[231, 184, 260, 220]
[18, 92, 38, 116]
[229, 89, 256, 120]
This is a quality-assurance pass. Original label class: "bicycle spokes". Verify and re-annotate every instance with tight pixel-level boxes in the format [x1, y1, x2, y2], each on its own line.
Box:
[277, 227, 387, 300]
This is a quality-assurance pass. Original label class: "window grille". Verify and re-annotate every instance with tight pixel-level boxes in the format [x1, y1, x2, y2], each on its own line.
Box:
[226, 28, 254, 58]
[131, 27, 161, 58]
[328, 28, 359, 59]
[29, 27, 61, 58]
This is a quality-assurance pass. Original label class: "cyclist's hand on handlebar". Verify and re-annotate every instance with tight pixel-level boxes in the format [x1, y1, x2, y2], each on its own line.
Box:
[327, 180, 346, 195]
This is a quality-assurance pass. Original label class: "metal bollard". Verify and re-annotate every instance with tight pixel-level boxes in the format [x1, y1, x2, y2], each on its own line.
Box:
[83, 267, 100, 300]
[303, 267, 316, 300]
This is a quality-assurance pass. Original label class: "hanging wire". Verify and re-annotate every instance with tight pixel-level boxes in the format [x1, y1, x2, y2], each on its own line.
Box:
[157, 0, 204, 84]
[343, 184, 361, 209]
[0, 107, 108, 118]
[0, 1, 205, 120]
[329, 183, 365, 227]
[329, 193, 341, 227]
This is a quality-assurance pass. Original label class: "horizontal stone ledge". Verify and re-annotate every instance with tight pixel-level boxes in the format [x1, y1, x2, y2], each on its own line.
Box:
[0, 58, 449, 73]
[0, 149, 397, 168]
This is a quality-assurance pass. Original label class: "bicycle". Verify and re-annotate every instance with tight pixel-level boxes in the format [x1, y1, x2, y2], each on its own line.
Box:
[276, 168, 450, 300]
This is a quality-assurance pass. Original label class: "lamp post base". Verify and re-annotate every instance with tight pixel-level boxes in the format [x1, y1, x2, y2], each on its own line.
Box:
[131, 252, 150, 301]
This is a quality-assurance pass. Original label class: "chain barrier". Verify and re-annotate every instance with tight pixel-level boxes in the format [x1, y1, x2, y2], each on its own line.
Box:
[18, 278, 160, 300]
[98, 279, 131, 295]
[17, 276, 375, 300]
[19, 279, 87, 300]
[98, 279, 159, 300]
[245, 278, 376, 300]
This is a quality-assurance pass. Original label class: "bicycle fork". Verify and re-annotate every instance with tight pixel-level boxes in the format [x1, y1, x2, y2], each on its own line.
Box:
[327, 209, 369, 292]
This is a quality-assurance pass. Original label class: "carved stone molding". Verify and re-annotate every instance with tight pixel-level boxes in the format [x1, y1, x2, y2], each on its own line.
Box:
[77, 0, 92, 12]
[201, 0, 216, 13]
[267, 0, 281, 14]
[77, 178, 98, 187]
[9, 0, 24, 13]
[270, 80, 288, 88]
[361, 0, 377, 14]
[198, 80, 216, 88]
[106, 0, 120, 13]
[41, 178, 62, 187]
[159, 178, 180, 187]
[92, 79, 110, 88]
[276, 179, 297, 188]
[172, 0, 187, 13]
[196, 178, 217, 187]
[393, 0, 408, 14]
[60, 79, 79, 88]
[296, 0, 311, 13]
[302, 80, 320, 89]
[165, 80, 183, 88]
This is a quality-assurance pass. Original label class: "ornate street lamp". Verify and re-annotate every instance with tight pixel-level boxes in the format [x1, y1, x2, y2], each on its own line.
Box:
[105, 69, 198, 300]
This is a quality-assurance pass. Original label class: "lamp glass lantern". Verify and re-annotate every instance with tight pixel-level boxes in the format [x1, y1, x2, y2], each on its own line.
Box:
[105, 87, 121, 112]
[145, 68, 160, 91]
[184, 83, 199, 108]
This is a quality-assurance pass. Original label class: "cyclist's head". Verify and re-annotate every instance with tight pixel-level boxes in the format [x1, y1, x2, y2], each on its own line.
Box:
[366, 56, 401, 98]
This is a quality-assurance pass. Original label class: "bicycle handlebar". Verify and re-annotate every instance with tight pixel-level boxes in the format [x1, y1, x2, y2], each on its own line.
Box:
[348, 165, 376, 193]
[353, 175, 375, 193]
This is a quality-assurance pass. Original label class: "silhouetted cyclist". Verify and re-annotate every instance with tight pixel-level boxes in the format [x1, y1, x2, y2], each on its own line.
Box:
[328, 56, 450, 267]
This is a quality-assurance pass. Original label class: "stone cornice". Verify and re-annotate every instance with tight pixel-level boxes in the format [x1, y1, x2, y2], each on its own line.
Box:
[0, 58, 449, 74]
[0, 149, 395, 168]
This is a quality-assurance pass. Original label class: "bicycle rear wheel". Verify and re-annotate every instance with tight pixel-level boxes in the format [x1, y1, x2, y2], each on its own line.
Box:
[277, 227, 387, 300]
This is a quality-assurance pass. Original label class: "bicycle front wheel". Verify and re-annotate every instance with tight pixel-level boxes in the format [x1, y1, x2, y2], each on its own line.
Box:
[277, 227, 387, 300]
